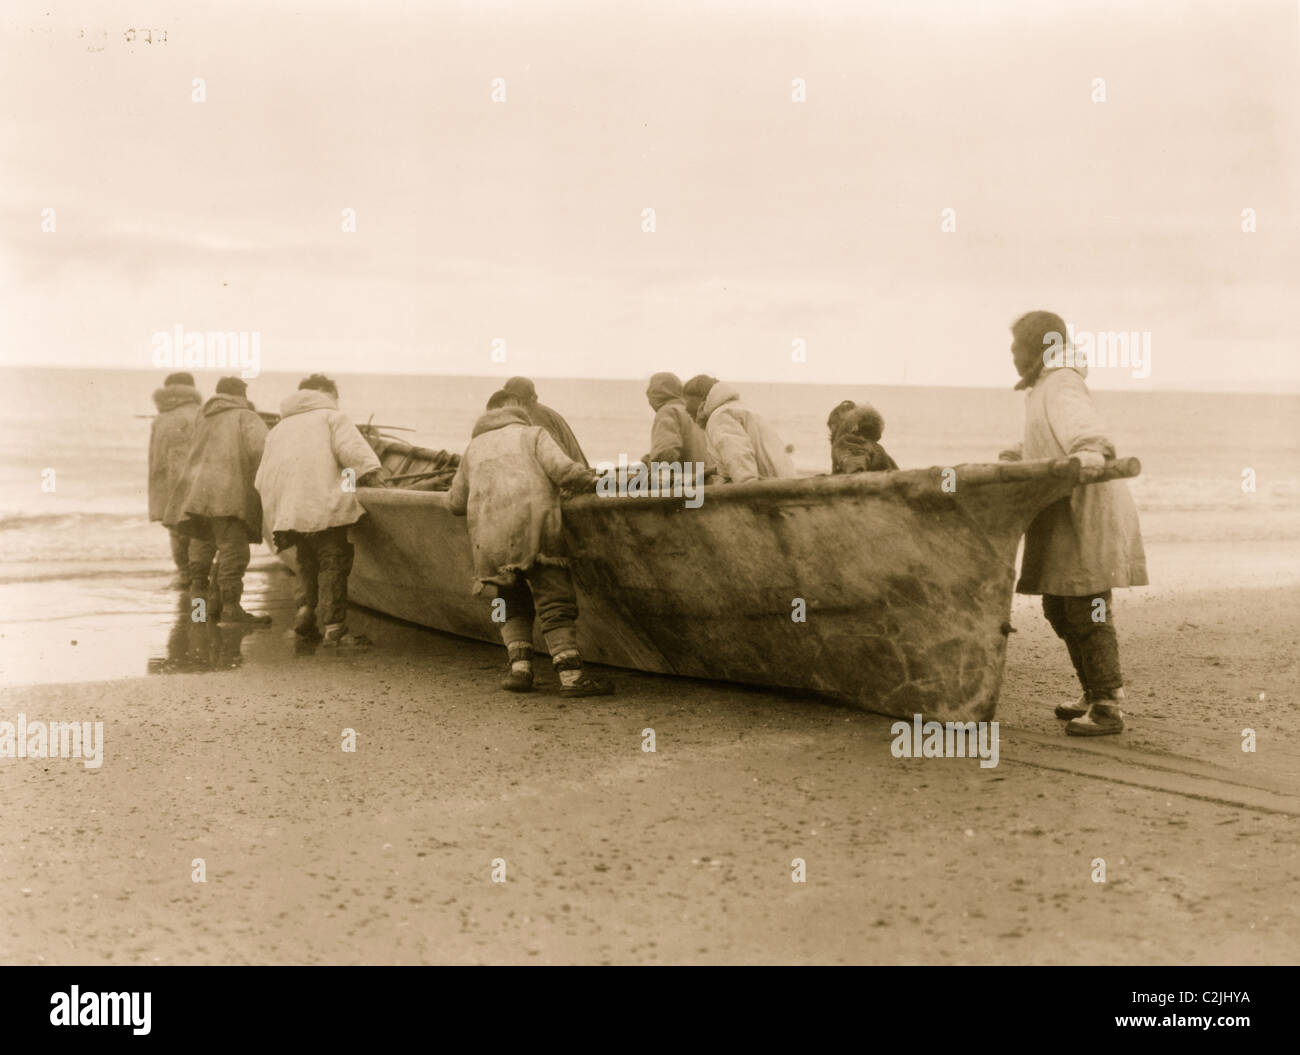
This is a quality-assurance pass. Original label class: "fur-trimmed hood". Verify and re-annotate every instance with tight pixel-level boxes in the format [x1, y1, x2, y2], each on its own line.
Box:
[202, 393, 253, 417]
[152, 384, 200, 412]
[699, 381, 741, 422]
[836, 403, 885, 442]
[279, 389, 339, 418]
[471, 406, 532, 438]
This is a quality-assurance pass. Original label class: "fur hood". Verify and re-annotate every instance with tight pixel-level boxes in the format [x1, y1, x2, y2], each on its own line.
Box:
[152, 384, 200, 412]
[837, 403, 885, 442]
[279, 389, 338, 418]
[202, 393, 253, 417]
[646, 372, 685, 411]
[700, 381, 742, 421]
[470, 406, 532, 438]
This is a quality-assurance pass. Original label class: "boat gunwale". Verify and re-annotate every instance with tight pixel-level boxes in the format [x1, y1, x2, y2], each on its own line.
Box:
[355, 455, 1142, 508]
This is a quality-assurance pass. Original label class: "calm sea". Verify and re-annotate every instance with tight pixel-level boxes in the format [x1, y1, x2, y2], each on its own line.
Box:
[0, 366, 1296, 684]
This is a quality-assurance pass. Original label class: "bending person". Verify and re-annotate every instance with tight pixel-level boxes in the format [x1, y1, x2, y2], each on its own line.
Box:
[448, 389, 612, 698]
[503, 376, 589, 467]
[683, 375, 796, 484]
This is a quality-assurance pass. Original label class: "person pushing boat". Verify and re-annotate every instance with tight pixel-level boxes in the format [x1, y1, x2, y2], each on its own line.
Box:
[448, 389, 613, 697]
[148, 371, 216, 590]
[1001, 310, 1149, 736]
[502, 376, 589, 468]
[164, 376, 271, 624]
[683, 375, 797, 484]
[255, 374, 389, 648]
[643, 371, 714, 481]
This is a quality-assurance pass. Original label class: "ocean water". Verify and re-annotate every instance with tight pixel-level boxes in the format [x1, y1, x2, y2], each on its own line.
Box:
[0, 367, 1297, 685]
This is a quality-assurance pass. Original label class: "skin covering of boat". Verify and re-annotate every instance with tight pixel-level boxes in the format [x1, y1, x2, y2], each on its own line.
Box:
[288, 431, 1140, 722]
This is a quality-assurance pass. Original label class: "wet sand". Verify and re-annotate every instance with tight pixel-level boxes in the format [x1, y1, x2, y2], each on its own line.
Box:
[2, 544, 1298, 965]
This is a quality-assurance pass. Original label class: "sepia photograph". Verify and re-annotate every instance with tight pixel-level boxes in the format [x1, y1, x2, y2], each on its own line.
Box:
[1, 0, 1296, 1007]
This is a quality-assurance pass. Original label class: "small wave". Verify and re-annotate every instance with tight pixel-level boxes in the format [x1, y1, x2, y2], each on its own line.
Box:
[0, 511, 148, 532]
[0, 566, 172, 586]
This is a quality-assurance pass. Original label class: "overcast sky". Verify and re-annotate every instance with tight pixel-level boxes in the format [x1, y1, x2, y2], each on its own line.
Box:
[2, 0, 1296, 391]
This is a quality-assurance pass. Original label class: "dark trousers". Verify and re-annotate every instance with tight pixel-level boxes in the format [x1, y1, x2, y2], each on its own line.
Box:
[497, 563, 579, 655]
[294, 526, 354, 630]
[1042, 591, 1123, 699]
[169, 528, 215, 583]
[168, 528, 188, 576]
[187, 516, 247, 593]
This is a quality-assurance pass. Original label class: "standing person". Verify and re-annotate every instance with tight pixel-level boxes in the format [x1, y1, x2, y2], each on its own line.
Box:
[643, 371, 713, 478]
[502, 376, 589, 467]
[684, 375, 797, 484]
[165, 376, 271, 625]
[148, 372, 215, 589]
[255, 374, 388, 648]
[447, 389, 612, 697]
[1001, 310, 1148, 736]
[827, 400, 899, 474]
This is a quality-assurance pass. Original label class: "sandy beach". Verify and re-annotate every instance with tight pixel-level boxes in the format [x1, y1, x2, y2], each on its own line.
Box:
[4, 0, 1299, 992]
[2, 531, 1296, 966]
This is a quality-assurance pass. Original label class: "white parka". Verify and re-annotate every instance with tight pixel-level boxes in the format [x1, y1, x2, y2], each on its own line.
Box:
[255, 390, 381, 539]
[699, 383, 797, 484]
[1016, 364, 1149, 596]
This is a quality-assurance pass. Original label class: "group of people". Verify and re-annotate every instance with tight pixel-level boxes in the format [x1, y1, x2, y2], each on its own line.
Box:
[148, 311, 1146, 734]
[149, 372, 384, 644]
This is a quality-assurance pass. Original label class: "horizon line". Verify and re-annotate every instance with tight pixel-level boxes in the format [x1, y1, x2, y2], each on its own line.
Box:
[0, 361, 1295, 398]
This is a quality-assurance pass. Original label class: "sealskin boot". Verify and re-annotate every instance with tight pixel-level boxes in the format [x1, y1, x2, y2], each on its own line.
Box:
[293, 604, 320, 638]
[1054, 692, 1089, 720]
[321, 625, 370, 649]
[559, 672, 615, 698]
[218, 584, 272, 626]
[501, 668, 535, 692]
[1066, 699, 1125, 737]
[502, 642, 534, 692]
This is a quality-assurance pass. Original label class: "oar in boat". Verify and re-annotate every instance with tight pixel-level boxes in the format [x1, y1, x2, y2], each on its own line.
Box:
[384, 469, 459, 484]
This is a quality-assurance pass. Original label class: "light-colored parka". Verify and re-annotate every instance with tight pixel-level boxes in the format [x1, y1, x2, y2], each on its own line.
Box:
[255, 389, 382, 540]
[646, 372, 713, 468]
[1015, 363, 1149, 596]
[699, 382, 797, 484]
[148, 384, 202, 521]
[164, 394, 268, 542]
[447, 407, 593, 594]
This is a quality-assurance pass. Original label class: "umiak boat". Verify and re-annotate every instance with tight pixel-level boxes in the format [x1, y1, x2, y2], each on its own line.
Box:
[302, 428, 1140, 723]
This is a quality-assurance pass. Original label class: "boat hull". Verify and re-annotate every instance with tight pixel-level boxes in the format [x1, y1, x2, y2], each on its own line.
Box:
[318, 457, 1140, 722]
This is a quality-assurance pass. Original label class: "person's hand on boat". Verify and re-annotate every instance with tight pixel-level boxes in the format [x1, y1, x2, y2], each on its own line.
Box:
[559, 470, 600, 498]
[998, 444, 1023, 462]
[1074, 449, 1106, 481]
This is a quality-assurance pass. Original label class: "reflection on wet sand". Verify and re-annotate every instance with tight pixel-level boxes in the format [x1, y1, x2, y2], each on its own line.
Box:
[146, 595, 264, 674]
[144, 567, 297, 677]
